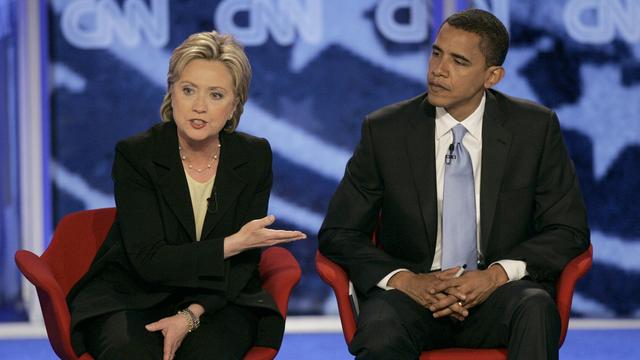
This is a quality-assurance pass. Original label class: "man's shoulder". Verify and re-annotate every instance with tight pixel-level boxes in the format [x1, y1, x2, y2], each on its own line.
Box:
[490, 89, 554, 118]
[369, 93, 428, 118]
[488, 90, 561, 141]
[364, 93, 429, 132]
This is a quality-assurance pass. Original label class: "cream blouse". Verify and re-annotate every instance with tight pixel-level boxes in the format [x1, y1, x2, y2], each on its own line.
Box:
[185, 172, 215, 241]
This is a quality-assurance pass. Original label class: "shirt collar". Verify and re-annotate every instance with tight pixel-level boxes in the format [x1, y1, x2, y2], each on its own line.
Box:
[435, 92, 485, 141]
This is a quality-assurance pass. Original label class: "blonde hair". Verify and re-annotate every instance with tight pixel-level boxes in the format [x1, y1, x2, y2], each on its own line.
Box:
[159, 31, 251, 132]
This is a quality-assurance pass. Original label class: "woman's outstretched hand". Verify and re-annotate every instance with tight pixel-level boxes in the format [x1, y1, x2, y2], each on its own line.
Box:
[224, 215, 306, 258]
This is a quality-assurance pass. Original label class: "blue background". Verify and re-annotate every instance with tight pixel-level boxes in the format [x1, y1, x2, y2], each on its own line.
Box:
[23, 0, 640, 318]
[1, 0, 24, 321]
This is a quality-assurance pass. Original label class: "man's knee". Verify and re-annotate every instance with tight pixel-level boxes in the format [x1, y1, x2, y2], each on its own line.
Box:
[518, 288, 558, 315]
[505, 287, 561, 359]
[351, 320, 417, 360]
[350, 293, 423, 359]
[513, 288, 560, 330]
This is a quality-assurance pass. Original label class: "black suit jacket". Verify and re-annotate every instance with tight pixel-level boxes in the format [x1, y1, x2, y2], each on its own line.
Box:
[67, 121, 283, 354]
[318, 89, 590, 295]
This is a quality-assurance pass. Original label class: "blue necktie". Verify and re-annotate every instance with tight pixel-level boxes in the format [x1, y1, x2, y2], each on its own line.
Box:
[442, 124, 478, 270]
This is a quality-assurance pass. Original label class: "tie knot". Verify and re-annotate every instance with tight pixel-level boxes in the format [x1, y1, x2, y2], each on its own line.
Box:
[451, 124, 467, 144]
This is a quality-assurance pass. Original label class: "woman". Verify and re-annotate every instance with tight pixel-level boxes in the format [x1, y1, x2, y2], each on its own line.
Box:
[67, 31, 306, 360]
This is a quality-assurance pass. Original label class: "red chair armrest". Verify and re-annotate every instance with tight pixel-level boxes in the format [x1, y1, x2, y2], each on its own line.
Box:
[555, 244, 593, 346]
[248, 247, 301, 360]
[15, 250, 79, 359]
[315, 251, 357, 345]
[243, 346, 278, 360]
[259, 247, 302, 318]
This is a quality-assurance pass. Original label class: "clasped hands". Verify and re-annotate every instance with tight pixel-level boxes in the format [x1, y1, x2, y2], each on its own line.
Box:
[224, 215, 306, 258]
[388, 265, 508, 321]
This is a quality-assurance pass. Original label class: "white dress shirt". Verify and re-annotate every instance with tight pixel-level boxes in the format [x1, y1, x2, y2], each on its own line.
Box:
[378, 94, 527, 289]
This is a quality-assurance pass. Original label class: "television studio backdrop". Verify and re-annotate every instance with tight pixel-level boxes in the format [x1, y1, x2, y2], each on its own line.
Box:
[1, 0, 639, 338]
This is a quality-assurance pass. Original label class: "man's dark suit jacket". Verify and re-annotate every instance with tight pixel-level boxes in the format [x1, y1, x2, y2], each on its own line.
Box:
[319, 89, 590, 296]
[67, 121, 283, 355]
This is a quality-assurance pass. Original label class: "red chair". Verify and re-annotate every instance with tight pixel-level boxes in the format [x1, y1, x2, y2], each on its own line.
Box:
[15, 208, 301, 360]
[316, 245, 593, 359]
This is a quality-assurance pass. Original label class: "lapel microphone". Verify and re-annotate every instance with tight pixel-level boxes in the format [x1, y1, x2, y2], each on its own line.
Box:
[445, 143, 456, 165]
[206, 188, 219, 214]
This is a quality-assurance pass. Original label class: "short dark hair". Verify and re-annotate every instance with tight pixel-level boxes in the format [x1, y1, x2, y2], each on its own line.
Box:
[444, 9, 509, 67]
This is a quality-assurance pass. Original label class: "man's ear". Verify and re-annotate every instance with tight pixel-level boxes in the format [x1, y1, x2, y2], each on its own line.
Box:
[484, 66, 505, 88]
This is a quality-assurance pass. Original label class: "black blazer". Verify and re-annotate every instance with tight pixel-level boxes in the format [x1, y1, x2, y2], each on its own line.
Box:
[67, 121, 283, 354]
[319, 89, 590, 295]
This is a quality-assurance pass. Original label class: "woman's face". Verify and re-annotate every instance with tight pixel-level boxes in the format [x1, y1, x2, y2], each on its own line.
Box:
[171, 59, 236, 145]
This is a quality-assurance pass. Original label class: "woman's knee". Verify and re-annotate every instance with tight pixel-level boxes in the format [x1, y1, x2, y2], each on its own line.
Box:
[96, 339, 160, 360]
[84, 309, 163, 359]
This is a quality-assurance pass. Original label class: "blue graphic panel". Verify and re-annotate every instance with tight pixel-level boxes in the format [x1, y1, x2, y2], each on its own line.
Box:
[48, 0, 640, 316]
[0, 0, 26, 322]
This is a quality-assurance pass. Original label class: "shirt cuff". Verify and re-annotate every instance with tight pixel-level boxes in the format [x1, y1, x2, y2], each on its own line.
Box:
[490, 260, 528, 282]
[377, 269, 410, 290]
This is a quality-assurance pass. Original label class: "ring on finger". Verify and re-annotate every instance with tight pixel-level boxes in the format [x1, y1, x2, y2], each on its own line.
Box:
[457, 301, 464, 307]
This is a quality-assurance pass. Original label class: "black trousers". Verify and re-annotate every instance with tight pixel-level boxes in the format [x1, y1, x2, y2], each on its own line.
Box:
[350, 280, 560, 360]
[82, 301, 259, 360]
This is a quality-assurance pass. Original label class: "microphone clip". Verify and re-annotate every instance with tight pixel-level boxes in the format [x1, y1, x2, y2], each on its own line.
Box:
[445, 143, 456, 165]
[206, 188, 219, 214]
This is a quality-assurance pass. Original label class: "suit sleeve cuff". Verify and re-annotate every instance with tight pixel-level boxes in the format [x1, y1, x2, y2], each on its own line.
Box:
[178, 295, 226, 314]
[490, 260, 528, 282]
[195, 238, 225, 278]
[377, 269, 410, 290]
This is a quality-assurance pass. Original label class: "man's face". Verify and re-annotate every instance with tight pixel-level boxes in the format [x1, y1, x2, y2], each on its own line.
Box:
[427, 23, 501, 120]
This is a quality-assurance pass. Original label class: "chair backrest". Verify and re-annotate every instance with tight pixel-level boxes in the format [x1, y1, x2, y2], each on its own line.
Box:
[42, 208, 116, 296]
[13, 208, 116, 360]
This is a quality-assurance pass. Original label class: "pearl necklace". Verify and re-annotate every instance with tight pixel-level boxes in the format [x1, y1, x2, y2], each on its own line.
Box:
[178, 143, 221, 173]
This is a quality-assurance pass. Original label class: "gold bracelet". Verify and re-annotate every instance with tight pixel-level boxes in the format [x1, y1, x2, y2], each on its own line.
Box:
[177, 308, 200, 332]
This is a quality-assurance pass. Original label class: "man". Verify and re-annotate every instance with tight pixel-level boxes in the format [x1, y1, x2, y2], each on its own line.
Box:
[318, 9, 589, 360]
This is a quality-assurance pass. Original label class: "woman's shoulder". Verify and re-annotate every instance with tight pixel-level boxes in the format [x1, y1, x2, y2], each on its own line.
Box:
[224, 131, 272, 169]
[115, 122, 174, 155]
[229, 131, 268, 145]
[225, 131, 271, 153]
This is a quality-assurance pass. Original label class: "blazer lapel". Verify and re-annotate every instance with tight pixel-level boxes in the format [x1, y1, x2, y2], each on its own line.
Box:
[152, 122, 197, 242]
[406, 97, 438, 251]
[480, 91, 512, 255]
[200, 132, 248, 240]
